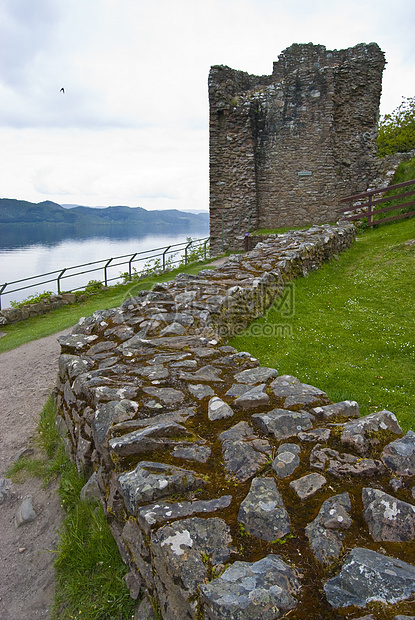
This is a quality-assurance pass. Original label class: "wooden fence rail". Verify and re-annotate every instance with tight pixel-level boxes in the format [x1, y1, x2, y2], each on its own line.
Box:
[340, 178, 415, 226]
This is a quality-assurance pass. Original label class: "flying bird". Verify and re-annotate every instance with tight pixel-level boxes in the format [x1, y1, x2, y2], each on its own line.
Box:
[60, 87, 65, 94]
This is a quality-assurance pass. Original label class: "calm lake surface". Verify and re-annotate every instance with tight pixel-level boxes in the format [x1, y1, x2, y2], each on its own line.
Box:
[0, 224, 209, 308]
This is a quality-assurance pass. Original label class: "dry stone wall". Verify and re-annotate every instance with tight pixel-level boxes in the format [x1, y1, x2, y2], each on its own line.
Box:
[56, 222, 415, 620]
[0, 293, 78, 325]
[209, 43, 386, 253]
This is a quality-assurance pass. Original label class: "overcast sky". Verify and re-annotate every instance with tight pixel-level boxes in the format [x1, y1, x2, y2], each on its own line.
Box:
[0, 0, 414, 212]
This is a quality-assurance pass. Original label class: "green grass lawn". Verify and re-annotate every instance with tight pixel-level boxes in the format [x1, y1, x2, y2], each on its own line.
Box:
[230, 218, 415, 431]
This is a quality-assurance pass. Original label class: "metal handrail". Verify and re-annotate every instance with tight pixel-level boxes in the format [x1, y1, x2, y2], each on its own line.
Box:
[0, 236, 210, 310]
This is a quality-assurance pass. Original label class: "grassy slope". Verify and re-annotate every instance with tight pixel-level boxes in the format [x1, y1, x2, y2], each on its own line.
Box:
[230, 217, 415, 431]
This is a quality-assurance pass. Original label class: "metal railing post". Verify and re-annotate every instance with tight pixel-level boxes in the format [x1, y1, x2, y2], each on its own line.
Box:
[104, 258, 113, 287]
[203, 238, 209, 260]
[0, 283, 7, 311]
[128, 253, 138, 280]
[57, 269, 66, 294]
[184, 240, 192, 265]
[162, 246, 171, 271]
[0, 236, 211, 308]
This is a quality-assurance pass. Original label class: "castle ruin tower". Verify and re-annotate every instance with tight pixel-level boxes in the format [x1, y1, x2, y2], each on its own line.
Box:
[208, 43, 385, 254]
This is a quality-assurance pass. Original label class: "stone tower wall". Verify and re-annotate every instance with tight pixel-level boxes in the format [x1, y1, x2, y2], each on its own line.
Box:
[209, 43, 385, 253]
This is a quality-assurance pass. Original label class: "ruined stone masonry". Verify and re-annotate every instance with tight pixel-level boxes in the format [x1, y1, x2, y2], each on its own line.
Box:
[56, 223, 415, 619]
[0, 292, 78, 325]
[209, 43, 386, 253]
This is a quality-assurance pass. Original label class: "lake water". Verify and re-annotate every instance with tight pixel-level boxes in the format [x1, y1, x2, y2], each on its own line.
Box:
[0, 224, 209, 309]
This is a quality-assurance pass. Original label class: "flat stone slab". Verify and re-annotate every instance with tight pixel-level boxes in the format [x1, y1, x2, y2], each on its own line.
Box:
[312, 400, 359, 420]
[341, 410, 403, 455]
[137, 495, 232, 534]
[159, 322, 186, 336]
[225, 383, 252, 398]
[92, 384, 140, 404]
[290, 473, 326, 500]
[110, 407, 196, 434]
[297, 428, 331, 443]
[109, 421, 191, 456]
[252, 408, 314, 440]
[190, 347, 221, 358]
[92, 399, 139, 448]
[171, 444, 211, 463]
[148, 353, 190, 365]
[179, 365, 223, 382]
[310, 445, 385, 478]
[142, 387, 186, 405]
[169, 360, 197, 368]
[188, 384, 215, 400]
[233, 384, 270, 410]
[362, 487, 415, 542]
[135, 364, 170, 380]
[208, 397, 234, 421]
[58, 354, 95, 381]
[219, 422, 271, 482]
[324, 547, 415, 608]
[118, 461, 205, 515]
[238, 477, 291, 542]
[15, 495, 37, 527]
[200, 554, 301, 620]
[271, 374, 300, 387]
[305, 492, 352, 565]
[86, 340, 118, 356]
[151, 312, 194, 327]
[272, 443, 301, 478]
[58, 333, 98, 352]
[119, 334, 158, 352]
[270, 377, 329, 408]
[233, 366, 278, 385]
[151, 517, 233, 618]
[382, 431, 415, 476]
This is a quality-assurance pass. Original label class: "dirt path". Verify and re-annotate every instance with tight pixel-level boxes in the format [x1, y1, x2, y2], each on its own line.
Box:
[0, 261, 229, 619]
[0, 330, 70, 620]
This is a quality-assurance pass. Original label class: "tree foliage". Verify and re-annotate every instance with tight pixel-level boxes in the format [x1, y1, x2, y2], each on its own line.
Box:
[377, 96, 415, 157]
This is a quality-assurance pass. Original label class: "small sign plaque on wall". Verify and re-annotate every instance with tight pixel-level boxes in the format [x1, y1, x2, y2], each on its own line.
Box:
[298, 170, 312, 177]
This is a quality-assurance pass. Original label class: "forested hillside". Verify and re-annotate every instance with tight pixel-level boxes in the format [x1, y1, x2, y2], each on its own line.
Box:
[0, 199, 209, 229]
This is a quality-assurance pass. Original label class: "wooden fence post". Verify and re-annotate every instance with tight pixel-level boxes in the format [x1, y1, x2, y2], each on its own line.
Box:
[368, 195, 373, 226]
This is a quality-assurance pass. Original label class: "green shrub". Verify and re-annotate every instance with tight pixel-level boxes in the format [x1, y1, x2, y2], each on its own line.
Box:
[83, 279, 103, 295]
[120, 238, 207, 283]
[9, 290, 54, 308]
[183, 236, 206, 263]
[377, 96, 415, 157]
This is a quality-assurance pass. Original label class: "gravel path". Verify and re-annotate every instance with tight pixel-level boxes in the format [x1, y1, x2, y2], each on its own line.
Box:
[0, 261, 226, 618]
[0, 330, 70, 620]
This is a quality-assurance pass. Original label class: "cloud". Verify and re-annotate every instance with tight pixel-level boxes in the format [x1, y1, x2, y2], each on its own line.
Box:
[0, 0, 414, 209]
[1, 124, 209, 211]
[0, 0, 59, 87]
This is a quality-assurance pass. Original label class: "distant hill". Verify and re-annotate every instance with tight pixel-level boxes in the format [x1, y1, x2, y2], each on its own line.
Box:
[0, 199, 209, 229]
